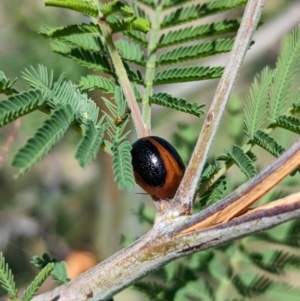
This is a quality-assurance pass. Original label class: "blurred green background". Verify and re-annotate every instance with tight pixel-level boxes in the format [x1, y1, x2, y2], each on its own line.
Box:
[0, 0, 300, 300]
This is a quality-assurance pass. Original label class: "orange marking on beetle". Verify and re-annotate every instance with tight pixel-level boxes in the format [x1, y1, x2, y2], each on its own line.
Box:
[131, 136, 185, 200]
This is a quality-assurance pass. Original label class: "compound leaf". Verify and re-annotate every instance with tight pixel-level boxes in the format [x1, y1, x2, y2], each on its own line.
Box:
[112, 140, 135, 190]
[75, 121, 109, 168]
[0, 90, 48, 127]
[78, 75, 116, 94]
[158, 19, 241, 48]
[157, 38, 234, 66]
[149, 92, 205, 117]
[13, 104, 75, 176]
[253, 130, 285, 157]
[45, 0, 98, 17]
[154, 66, 224, 85]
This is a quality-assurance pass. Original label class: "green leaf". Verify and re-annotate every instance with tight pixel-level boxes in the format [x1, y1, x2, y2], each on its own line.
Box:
[232, 275, 272, 298]
[99, 0, 134, 17]
[31, 253, 57, 269]
[161, 0, 247, 28]
[162, 0, 196, 10]
[0, 252, 18, 298]
[44, 0, 98, 17]
[198, 175, 226, 207]
[124, 31, 148, 47]
[253, 130, 285, 157]
[0, 71, 18, 95]
[51, 262, 70, 285]
[39, 23, 100, 38]
[115, 40, 145, 66]
[275, 115, 300, 134]
[112, 140, 135, 190]
[51, 41, 112, 74]
[157, 38, 234, 66]
[0, 90, 48, 127]
[244, 67, 273, 139]
[153, 66, 224, 85]
[22, 64, 56, 90]
[21, 263, 55, 301]
[75, 121, 109, 168]
[149, 93, 205, 117]
[13, 104, 75, 176]
[134, 5, 151, 22]
[62, 35, 105, 52]
[225, 145, 257, 179]
[51, 81, 99, 124]
[78, 75, 116, 94]
[268, 25, 300, 120]
[136, 0, 155, 9]
[109, 16, 150, 34]
[291, 88, 300, 113]
[200, 162, 221, 182]
[158, 19, 241, 48]
[248, 250, 300, 274]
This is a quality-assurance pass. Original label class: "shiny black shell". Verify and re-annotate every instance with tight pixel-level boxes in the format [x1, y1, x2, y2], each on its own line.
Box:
[131, 136, 185, 199]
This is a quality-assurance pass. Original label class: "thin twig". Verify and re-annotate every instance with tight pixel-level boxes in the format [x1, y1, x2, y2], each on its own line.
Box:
[168, 0, 266, 215]
[31, 189, 300, 301]
[175, 136, 300, 235]
[98, 20, 149, 138]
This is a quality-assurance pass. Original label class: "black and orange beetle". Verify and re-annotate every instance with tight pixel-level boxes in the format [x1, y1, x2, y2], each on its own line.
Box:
[131, 136, 185, 200]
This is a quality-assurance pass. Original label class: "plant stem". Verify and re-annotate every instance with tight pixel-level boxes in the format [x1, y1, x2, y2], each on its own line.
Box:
[98, 21, 149, 138]
[168, 0, 266, 216]
[142, 4, 163, 129]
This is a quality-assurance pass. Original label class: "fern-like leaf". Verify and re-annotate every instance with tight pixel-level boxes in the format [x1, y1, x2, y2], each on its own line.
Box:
[0, 71, 18, 95]
[0, 252, 18, 298]
[232, 275, 272, 298]
[62, 35, 105, 52]
[109, 16, 150, 34]
[249, 250, 300, 275]
[149, 93, 205, 117]
[154, 66, 224, 85]
[115, 40, 145, 66]
[162, 0, 197, 10]
[198, 175, 226, 207]
[244, 67, 273, 139]
[161, 0, 247, 29]
[75, 121, 109, 168]
[124, 31, 148, 47]
[200, 162, 221, 182]
[112, 140, 135, 190]
[99, 0, 134, 17]
[275, 115, 300, 134]
[225, 145, 257, 178]
[291, 88, 300, 113]
[253, 130, 285, 157]
[158, 19, 241, 48]
[268, 25, 300, 120]
[0, 90, 48, 127]
[44, 0, 98, 17]
[12, 104, 74, 176]
[22, 64, 55, 90]
[50, 262, 70, 284]
[21, 263, 55, 301]
[51, 41, 112, 74]
[39, 23, 100, 38]
[136, 0, 155, 9]
[157, 38, 234, 66]
[78, 75, 116, 94]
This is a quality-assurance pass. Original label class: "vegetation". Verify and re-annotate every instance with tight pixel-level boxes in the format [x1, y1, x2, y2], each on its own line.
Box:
[0, 0, 300, 300]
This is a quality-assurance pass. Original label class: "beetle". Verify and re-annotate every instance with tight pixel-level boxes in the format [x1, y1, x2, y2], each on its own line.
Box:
[131, 136, 185, 200]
